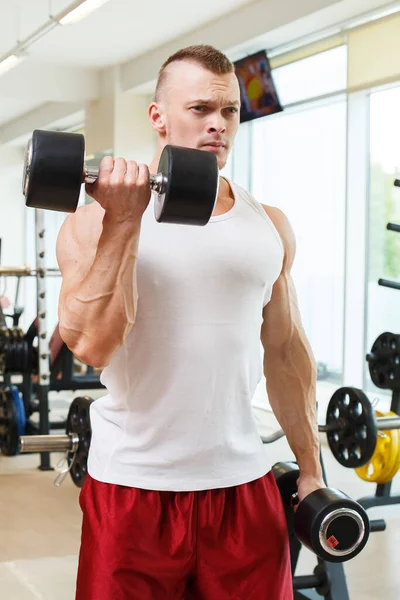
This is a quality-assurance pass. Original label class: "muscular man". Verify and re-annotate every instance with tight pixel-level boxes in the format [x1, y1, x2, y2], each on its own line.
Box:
[56, 44, 323, 600]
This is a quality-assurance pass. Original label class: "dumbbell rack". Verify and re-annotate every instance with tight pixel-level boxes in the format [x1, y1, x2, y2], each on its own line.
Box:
[362, 181, 400, 511]
[359, 198, 400, 511]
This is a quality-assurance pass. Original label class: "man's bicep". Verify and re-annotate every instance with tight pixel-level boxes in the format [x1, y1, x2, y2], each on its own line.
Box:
[262, 274, 289, 352]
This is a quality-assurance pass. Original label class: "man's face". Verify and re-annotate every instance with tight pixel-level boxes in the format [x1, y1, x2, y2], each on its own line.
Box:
[157, 61, 241, 169]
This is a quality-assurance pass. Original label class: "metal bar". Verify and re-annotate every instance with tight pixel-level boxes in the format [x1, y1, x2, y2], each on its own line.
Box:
[293, 575, 323, 591]
[0, 265, 60, 277]
[370, 519, 386, 532]
[0, 265, 32, 276]
[387, 222, 400, 232]
[378, 278, 400, 290]
[19, 434, 72, 453]
[261, 429, 285, 443]
[357, 493, 400, 510]
[376, 416, 400, 430]
[35, 209, 52, 471]
[83, 165, 164, 193]
[264, 415, 400, 446]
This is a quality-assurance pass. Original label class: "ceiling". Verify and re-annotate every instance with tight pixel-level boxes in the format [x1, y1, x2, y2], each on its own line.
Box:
[0, 0, 399, 145]
[0, 0, 255, 67]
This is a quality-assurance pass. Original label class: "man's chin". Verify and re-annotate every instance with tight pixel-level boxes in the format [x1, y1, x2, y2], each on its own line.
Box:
[217, 158, 227, 170]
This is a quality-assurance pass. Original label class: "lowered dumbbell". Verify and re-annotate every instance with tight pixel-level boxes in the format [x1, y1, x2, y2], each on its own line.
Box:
[23, 129, 219, 226]
[19, 395, 93, 488]
[272, 462, 370, 563]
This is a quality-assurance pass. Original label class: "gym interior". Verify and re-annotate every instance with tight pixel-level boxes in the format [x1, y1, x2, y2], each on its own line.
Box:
[1, 1, 400, 599]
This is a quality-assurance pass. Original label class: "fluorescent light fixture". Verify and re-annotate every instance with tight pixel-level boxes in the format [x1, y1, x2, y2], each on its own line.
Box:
[0, 54, 25, 76]
[59, 0, 111, 25]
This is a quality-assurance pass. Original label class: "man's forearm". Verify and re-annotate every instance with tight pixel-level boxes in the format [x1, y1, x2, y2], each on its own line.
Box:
[264, 340, 322, 477]
[59, 214, 141, 366]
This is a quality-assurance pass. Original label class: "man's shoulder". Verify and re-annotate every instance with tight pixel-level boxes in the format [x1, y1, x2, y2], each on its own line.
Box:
[260, 205, 296, 265]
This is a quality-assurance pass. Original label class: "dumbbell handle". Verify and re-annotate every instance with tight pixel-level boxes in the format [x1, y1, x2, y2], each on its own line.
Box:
[83, 165, 168, 195]
[19, 433, 77, 453]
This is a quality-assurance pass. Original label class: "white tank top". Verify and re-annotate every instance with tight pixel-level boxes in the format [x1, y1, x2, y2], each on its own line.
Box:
[87, 180, 284, 491]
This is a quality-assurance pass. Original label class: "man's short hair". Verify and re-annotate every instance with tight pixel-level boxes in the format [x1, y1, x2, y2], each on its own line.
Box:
[155, 44, 235, 102]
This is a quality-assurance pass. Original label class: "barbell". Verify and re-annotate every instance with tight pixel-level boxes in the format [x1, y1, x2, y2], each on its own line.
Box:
[18, 386, 400, 488]
[23, 129, 219, 226]
[262, 386, 400, 469]
[19, 395, 93, 487]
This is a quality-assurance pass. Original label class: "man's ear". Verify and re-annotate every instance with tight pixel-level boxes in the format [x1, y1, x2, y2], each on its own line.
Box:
[149, 102, 166, 134]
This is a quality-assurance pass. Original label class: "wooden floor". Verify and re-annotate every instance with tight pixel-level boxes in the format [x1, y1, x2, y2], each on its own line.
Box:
[0, 401, 399, 600]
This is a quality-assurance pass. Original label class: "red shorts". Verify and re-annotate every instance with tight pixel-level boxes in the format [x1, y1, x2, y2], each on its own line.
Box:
[76, 471, 293, 600]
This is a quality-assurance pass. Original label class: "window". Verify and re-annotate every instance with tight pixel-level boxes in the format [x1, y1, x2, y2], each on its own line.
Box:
[272, 45, 348, 106]
[251, 98, 347, 388]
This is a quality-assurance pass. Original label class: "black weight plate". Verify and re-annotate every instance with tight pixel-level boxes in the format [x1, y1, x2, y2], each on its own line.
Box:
[24, 130, 85, 213]
[326, 387, 377, 468]
[155, 145, 218, 226]
[272, 462, 302, 574]
[0, 387, 19, 456]
[10, 386, 26, 438]
[294, 488, 370, 563]
[367, 332, 400, 391]
[66, 396, 93, 488]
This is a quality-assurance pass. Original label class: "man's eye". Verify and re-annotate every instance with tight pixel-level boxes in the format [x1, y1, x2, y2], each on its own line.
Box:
[192, 106, 207, 112]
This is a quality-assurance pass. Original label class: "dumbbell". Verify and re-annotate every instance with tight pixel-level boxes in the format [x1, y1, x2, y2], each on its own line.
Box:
[272, 462, 370, 563]
[23, 129, 219, 226]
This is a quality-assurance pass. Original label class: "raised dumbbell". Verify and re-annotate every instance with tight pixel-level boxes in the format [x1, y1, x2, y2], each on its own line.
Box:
[23, 129, 219, 226]
[272, 462, 370, 563]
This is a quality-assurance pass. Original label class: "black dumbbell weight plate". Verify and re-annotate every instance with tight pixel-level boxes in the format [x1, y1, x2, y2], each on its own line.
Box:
[155, 145, 219, 226]
[0, 386, 25, 456]
[66, 396, 93, 487]
[367, 332, 400, 390]
[272, 462, 302, 573]
[294, 487, 370, 563]
[24, 130, 85, 213]
[326, 387, 377, 468]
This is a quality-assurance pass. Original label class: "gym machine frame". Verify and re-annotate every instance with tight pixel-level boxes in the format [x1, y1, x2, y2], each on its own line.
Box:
[1, 210, 69, 469]
[34, 209, 51, 470]
[358, 177, 400, 512]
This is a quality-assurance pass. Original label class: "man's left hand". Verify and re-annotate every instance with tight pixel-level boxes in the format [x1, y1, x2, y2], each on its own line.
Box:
[296, 473, 325, 505]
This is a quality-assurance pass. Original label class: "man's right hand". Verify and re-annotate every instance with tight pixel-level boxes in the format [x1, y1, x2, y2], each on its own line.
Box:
[85, 157, 152, 224]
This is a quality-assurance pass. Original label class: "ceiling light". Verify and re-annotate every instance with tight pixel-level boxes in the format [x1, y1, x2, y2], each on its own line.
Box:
[0, 54, 25, 77]
[59, 0, 111, 25]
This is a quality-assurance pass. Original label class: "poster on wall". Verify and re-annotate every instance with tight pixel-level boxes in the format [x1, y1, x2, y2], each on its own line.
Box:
[234, 50, 283, 123]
